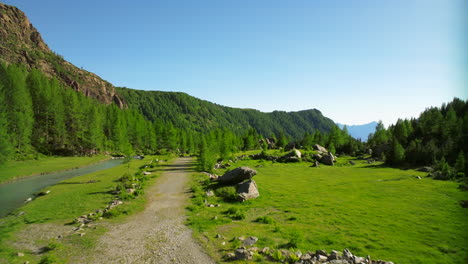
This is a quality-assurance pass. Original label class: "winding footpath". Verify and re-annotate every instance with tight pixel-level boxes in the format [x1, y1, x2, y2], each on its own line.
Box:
[82, 157, 214, 264]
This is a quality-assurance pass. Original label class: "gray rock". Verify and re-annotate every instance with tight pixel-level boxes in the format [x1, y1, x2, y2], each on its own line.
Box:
[320, 152, 336, 166]
[217, 167, 257, 184]
[242, 236, 258, 246]
[353, 256, 365, 263]
[317, 254, 328, 261]
[316, 249, 327, 256]
[205, 190, 214, 197]
[236, 180, 260, 201]
[343, 248, 353, 260]
[234, 248, 252, 260]
[17, 252, 24, 257]
[281, 149, 302, 162]
[314, 144, 328, 153]
[313, 153, 323, 160]
[301, 253, 312, 260]
[225, 252, 235, 260]
[349, 160, 356, 165]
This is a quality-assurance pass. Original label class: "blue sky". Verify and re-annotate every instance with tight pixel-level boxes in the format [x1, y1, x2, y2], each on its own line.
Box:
[3, 0, 466, 126]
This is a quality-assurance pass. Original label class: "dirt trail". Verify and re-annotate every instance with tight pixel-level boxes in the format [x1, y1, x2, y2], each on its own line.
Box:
[82, 157, 214, 264]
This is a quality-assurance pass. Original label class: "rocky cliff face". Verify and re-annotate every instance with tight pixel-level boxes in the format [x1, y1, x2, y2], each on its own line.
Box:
[0, 3, 125, 107]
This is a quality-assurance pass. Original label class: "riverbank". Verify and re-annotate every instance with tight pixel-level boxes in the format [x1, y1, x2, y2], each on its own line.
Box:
[0, 155, 173, 264]
[0, 155, 110, 184]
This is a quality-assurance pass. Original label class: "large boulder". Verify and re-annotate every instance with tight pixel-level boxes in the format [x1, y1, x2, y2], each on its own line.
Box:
[217, 167, 257, 184]
[313, 144, 328, 153]
[280, 149, 302, 162]
[320, 152, 336, 166]
[236, 180, 260, 201]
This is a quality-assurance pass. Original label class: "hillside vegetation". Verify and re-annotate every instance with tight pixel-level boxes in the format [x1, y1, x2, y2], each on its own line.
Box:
[117, 87, 335, 138]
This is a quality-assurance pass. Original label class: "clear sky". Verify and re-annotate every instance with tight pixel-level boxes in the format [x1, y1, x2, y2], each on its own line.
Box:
[3, 0, 466, 126]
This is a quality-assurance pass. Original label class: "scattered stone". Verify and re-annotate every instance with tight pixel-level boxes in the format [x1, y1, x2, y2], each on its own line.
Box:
[317, 254, 328, 261]
[416, 176, 422, 180]
[215, 234, 224, 239]
[261, 247, 270, 254]
[126, 188, 136, 194]
[79, 233, 85, 237]
[236, 180, 260, 201]
[221, 241, 226, 246]
[217, 167, 257, 184]
[214, 163, 226, 169]
[234, 248, 252, 260]
[143, 171, 152, 175]
[17, 252, 24, 257]
[215, 204, 221, 207]
[212, 216, 218, 220]
[205, 190, 214, 197]
[17, 212, 25, 216]
[316, 249, 327, 256]
[25, 197, 32, 203]
[301, 253, 312, 260]
[349, 160, 356, 165]
[37, 190, 51, 196]
[242, 236, 258, 246]
[225, 252, 235, 260]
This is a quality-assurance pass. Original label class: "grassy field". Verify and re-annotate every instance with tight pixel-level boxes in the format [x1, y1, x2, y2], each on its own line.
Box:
[0, 155, 110, 184]
[0, 155, 172, 264]
[187, 152, 468, 264]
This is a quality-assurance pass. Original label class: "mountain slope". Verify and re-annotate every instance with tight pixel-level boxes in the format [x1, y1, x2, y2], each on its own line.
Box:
[337, 121, 377, 141]
[117, 87, 335, 138]
[0, 2, 336, 140]
[0, 3, 125, 107]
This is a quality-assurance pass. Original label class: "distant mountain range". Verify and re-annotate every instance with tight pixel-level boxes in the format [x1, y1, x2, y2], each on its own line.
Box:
[336, 121, 377, 141]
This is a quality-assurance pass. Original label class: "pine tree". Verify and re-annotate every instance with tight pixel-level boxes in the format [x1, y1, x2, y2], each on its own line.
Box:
[0, 83, 12, 164]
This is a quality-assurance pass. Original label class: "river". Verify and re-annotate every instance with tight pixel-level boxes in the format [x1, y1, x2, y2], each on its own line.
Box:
[0, 159, 122, 218]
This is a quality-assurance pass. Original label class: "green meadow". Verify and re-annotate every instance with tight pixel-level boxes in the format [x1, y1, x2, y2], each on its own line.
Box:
[0, 155, 109, 184]
[0, 155, 171, 264]
[187, 154, 468, 264]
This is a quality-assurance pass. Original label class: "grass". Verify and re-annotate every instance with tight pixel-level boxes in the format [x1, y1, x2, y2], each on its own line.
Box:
[0, 155, 109, 184]
[0, 155, 172, 264]
[187, 153, 468, 264]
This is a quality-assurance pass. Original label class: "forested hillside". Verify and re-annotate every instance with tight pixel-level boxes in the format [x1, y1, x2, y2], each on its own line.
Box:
[367, 98, 468, 178]
[117, 87, 335, 138]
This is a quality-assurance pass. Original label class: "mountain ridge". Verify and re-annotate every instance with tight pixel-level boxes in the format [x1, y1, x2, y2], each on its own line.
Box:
[0, 3, 125, 107]
[336, 121, 377, 141]
[0, 2, 336, 138]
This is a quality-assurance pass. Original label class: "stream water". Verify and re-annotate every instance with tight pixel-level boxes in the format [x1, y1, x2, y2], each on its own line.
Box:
[0, 159, 123, 218]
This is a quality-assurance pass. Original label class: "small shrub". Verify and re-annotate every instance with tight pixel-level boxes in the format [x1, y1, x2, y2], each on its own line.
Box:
[287, 230, 303, 248]
[38, 255, 58, 264]
[225, 207, 246, 220]
[253, 252, 265, 262]
[255, 216, 275, 224]
[231, 237, 242, 249]
[215, 186, 238, 202]
[272, 250, 285, 261]
[288, 252, 300, 263]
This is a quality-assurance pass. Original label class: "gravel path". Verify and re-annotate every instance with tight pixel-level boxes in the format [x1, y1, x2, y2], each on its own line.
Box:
[83, 157, 214, 264]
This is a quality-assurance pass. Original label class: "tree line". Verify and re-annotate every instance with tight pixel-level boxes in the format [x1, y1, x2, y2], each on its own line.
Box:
[367, 98, 467, 179]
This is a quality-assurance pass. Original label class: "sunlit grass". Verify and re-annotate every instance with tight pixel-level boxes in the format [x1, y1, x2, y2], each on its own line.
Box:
[187, 154, 468, 264]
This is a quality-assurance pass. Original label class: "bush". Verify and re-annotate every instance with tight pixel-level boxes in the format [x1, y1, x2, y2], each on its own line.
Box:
[215, 186, 238, 202]
[225, 207, 246, 220]
[255, 216, 275, 224]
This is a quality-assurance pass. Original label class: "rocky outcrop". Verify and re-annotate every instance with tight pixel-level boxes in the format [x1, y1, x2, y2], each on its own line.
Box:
[236, 180, 260, 201]
[217, 167, 257, 184]
[0, 3, 125, 108]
